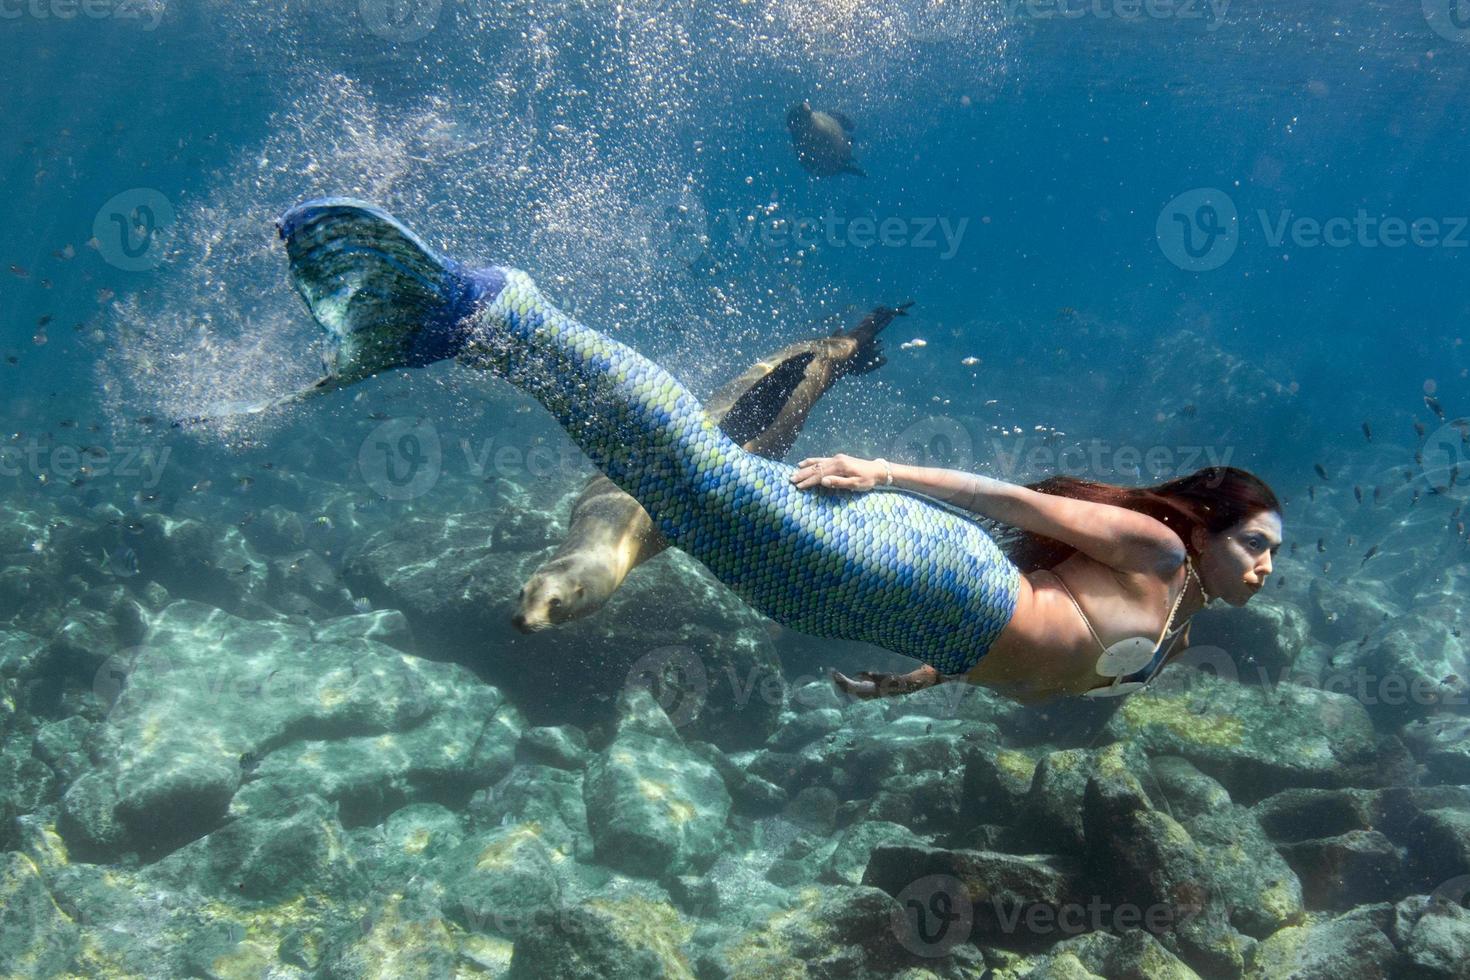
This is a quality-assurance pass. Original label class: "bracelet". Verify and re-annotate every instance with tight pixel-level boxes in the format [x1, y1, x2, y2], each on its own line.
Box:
[875, 457, 893, 487]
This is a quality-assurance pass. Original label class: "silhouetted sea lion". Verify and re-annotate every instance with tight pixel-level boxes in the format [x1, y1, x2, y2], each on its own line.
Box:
[786, 101, 866, 178]
[512, 303, 910, 631]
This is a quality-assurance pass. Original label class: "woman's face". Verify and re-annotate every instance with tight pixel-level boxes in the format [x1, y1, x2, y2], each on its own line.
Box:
[1194, 511, 1282, 606]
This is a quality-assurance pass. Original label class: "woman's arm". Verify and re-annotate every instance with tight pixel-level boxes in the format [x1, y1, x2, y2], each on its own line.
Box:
[790, 455, 1186, 576]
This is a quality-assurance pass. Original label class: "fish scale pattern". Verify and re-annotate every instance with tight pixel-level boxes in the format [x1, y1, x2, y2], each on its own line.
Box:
[459, 269, 1020, 675]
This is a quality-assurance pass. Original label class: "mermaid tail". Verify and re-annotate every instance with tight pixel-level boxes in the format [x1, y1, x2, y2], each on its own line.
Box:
[276, 198, 1019, 674]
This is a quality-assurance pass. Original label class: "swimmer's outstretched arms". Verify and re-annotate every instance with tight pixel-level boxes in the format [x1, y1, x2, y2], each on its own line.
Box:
[791, 453, 1282, 704]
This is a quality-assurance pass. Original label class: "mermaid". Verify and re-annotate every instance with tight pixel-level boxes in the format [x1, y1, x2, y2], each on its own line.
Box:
[219, 198, 1280, 704]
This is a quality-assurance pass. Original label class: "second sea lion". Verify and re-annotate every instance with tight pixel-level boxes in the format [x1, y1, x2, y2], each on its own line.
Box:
[786, 101, 866, 178]
[511, 303, 910, 632]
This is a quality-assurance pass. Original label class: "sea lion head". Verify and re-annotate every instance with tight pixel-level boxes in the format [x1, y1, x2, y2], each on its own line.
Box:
[786, 101, 814, 132]
[512, 555, 617, 632]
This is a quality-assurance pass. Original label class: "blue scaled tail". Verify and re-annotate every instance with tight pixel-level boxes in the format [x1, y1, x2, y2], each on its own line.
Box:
[271, 198, 1020, 675]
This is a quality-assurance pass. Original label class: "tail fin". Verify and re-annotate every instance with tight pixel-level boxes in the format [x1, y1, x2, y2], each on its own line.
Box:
[277, 197, 484, 390]
[840, 300, 911, 375]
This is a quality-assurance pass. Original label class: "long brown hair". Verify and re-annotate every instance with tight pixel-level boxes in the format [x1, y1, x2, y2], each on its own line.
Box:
[990, 467, 1281, 573]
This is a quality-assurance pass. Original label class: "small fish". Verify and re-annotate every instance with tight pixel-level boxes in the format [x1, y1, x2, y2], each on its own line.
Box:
[32, 330, 46, 346]
[1290, 541, 1299, 556]
[1453, 466, 1461, 488]
[1456, 521, 1464, 536]
[1323, 561, 1333, 573]
[1453, 506, 1463, 520]
[1414, 420, 1427, 438]
[1354, 485, 1362, 504]
[1427, 394, 1446, 420]
[1412, 488, 1421, 506]
[1373, 486, 1383, 504]
[1346, 535, 1355, 547]
[1317, 537, 1326, 553]
[100, 546, 140, 578]
[232, 563, 253, 575]
[960, 356, 980, 366]
[1361, 545, 1378, 566]
[53, 244, 74, 260]
[1177, 404, 1198, 418]
[352, 597, 372, 614]
[134, 415, 157, 426]
[1308, 485, 1316, 501]
[1276, 576, 1285, 588]
[1314, 462, 1329, 481]
[36, 315, 51, 327]
[313, 516, 334, 530]
[238, 511, 257, 528]
[8, 264, 27, 278]
[1362, 421, 1372, 442]
[899, 338, 928, 351]
[234, 476, 254, 492]
[190, 479, 212, 493]
[57, 419, 75, 429]
[4, 356, 16, 365]
[260, 461, 275, 470]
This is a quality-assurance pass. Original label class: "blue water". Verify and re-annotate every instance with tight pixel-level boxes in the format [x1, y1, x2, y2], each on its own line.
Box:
[3, 1, 1470, 975]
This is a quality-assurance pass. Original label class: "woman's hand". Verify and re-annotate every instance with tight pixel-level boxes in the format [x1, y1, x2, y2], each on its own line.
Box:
[790, 453, 882, 491]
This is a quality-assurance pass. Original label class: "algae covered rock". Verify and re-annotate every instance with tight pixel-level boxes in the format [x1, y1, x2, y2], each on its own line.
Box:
[0, 851, 80, 979]
[1103, 672, 1379, 803]
[583, 690, 731, 877]
[1244, 906, 1398, 980]
[57, 600, 522, 859]
[507, 895, 695, 980]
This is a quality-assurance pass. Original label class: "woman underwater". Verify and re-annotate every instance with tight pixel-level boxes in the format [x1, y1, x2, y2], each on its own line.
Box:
[239, 199, 1280, 705]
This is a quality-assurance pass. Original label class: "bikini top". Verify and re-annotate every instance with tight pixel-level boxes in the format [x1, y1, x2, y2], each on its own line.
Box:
[1053, 561, 1200, 699]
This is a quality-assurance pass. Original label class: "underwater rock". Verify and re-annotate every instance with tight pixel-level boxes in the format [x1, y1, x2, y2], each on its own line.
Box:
[0, 851, 80, 979]
[1188, 600, 1309, 684]
[57, 600, 522, 859]
[238, 503, 307, 554]
[320, 891, 460, 980]
[1366, 618, 1469, 726]
[1306, 576, 1397, 647]
[345, 514, 785, 749]
[1080, 745, 1249, 977]
[1402, 716, 1470, 784]
[1025, 927, 1203, 979]
[1016, 741, 1154, 854]
[507, 896, 694, 980]
[1276, 831, 1404, 911]
[1399, 898, 1470, 980]
[1103, 672, 1379, 803]
[765, 707, 843, 751]
[435, 821, 567, 941]
[1243, 906, 1397, 980]
[961, 745, 1038, 829]
[1147, 756, 1304, 937]
[863, 843, 1080, 950]
[468, 763, 593, 860]
[517, 724, 592, 770]
[583, 694, 731, 878]
[354, 802, 465, 885]
[149, 793, 358, 902]
[820, 819, 930, 886]
[1403, 807, 1470, 885]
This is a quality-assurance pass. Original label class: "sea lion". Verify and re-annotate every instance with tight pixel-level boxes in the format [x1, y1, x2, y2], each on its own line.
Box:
[511, 302, 910, 632]
[786, 101, 866, 178]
